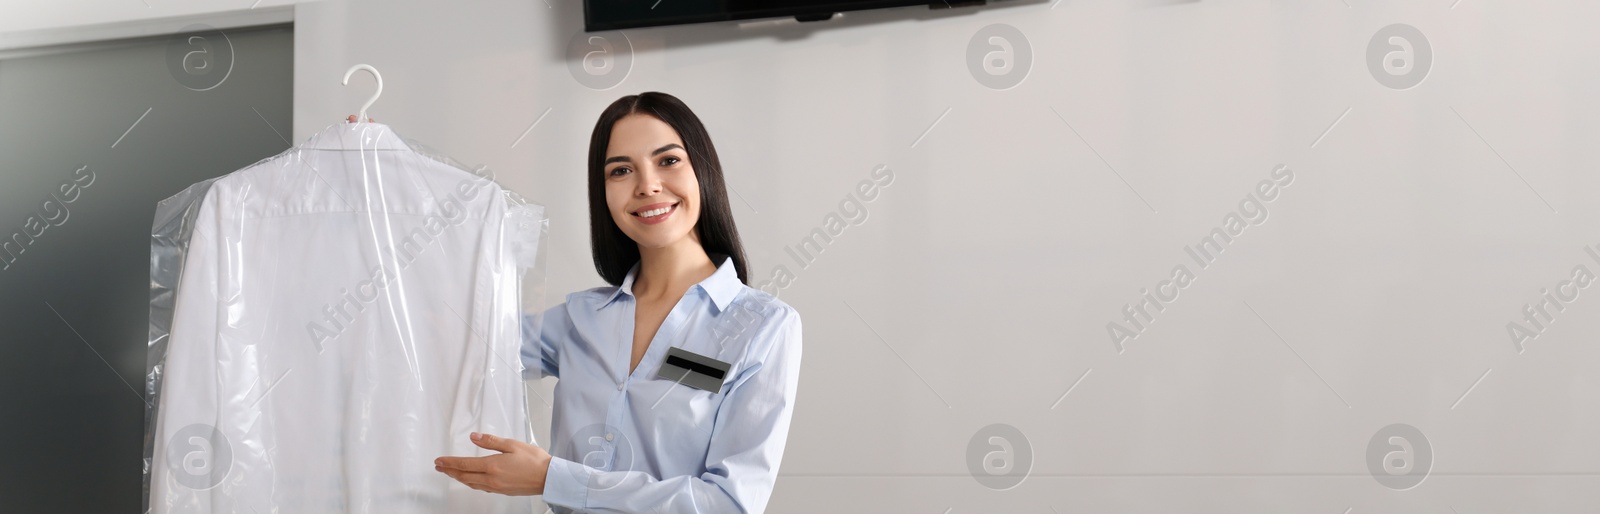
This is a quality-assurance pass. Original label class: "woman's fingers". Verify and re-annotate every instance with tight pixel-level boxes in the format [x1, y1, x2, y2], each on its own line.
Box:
[435, 455, 490, 472]
[470, 432, 520, 453]
[439, 464, 519, 495]
[435, 434, 545, 496]
[437, 466, 493, 488]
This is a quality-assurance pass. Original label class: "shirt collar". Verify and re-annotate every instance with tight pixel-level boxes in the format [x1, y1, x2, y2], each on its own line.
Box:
[304, 122, 411, 151]
[598, 254, 741, 313]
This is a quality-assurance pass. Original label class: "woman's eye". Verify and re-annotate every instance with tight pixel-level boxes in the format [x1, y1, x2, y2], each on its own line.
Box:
[609, 167, 631, 177]
[660, 156, 680, 167]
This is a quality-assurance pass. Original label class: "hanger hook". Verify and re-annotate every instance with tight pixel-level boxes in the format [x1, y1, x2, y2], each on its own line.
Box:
[341, 64, 383, 122]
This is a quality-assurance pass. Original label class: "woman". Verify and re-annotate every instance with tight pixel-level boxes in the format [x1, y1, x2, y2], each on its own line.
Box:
[434, 92, 803, 514]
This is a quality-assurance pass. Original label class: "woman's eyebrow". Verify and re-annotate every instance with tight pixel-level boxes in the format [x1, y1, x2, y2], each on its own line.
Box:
[605, 143, 685, 165]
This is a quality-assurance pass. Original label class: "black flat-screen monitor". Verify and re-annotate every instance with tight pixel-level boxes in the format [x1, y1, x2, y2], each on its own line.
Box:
[585, 0, 973, 31]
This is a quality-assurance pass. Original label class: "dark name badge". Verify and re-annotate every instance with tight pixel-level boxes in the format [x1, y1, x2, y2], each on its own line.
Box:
[656, 347, 732, 393]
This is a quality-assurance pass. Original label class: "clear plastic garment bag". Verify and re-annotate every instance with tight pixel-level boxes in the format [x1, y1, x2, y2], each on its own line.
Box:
[144, 120, 547, 513]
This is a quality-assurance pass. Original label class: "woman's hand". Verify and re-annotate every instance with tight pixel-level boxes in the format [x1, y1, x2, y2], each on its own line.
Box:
[434, 432, 552, 496]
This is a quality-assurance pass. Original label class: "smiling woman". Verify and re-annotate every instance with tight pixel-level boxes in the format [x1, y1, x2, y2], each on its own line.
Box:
[434, 92, 803, 514]
[588, 92, 750, 288]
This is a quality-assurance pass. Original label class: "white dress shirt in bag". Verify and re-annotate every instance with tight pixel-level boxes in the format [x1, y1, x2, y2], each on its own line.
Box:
[146, 122, 540, 514]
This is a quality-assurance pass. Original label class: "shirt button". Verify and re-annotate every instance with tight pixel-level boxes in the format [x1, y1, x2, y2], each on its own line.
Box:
[605, 433, 614, 442]
[617, 383, 625, 391]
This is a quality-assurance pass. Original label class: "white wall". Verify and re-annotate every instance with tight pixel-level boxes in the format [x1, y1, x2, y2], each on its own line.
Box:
[19, 0, 1600, 511]
[294, 1, 1600, 511]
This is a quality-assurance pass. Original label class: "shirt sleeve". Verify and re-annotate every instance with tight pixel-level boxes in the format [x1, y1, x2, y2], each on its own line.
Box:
[521, 302, 569, 380]
[150, 186, 226, 512]
[541, 306, 803, 514]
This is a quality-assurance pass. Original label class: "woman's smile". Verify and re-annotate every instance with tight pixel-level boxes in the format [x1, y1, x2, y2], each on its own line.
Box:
[631, 201, 679, 225]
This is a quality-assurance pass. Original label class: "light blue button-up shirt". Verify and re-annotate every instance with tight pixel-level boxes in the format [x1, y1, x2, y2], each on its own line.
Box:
[521, 254, 802, 513]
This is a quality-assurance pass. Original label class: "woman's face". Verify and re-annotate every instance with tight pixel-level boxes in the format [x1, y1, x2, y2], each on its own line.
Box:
[604, 113, 701, 250]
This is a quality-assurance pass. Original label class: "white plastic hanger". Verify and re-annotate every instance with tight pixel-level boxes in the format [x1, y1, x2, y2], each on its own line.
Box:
[341, 64, 383, 122]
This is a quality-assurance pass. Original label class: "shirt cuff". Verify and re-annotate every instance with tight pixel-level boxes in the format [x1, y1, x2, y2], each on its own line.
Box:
[543, 456, 592, 509]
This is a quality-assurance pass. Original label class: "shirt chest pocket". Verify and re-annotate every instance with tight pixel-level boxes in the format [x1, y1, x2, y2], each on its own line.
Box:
[639, 371, 722, 453]
[640, 345, 745, 445]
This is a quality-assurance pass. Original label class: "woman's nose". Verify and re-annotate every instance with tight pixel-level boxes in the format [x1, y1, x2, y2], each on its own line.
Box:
[634, 167, 662, 196]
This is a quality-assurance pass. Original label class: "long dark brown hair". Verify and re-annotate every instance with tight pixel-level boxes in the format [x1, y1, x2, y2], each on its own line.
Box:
[587, 92, 750, 286]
